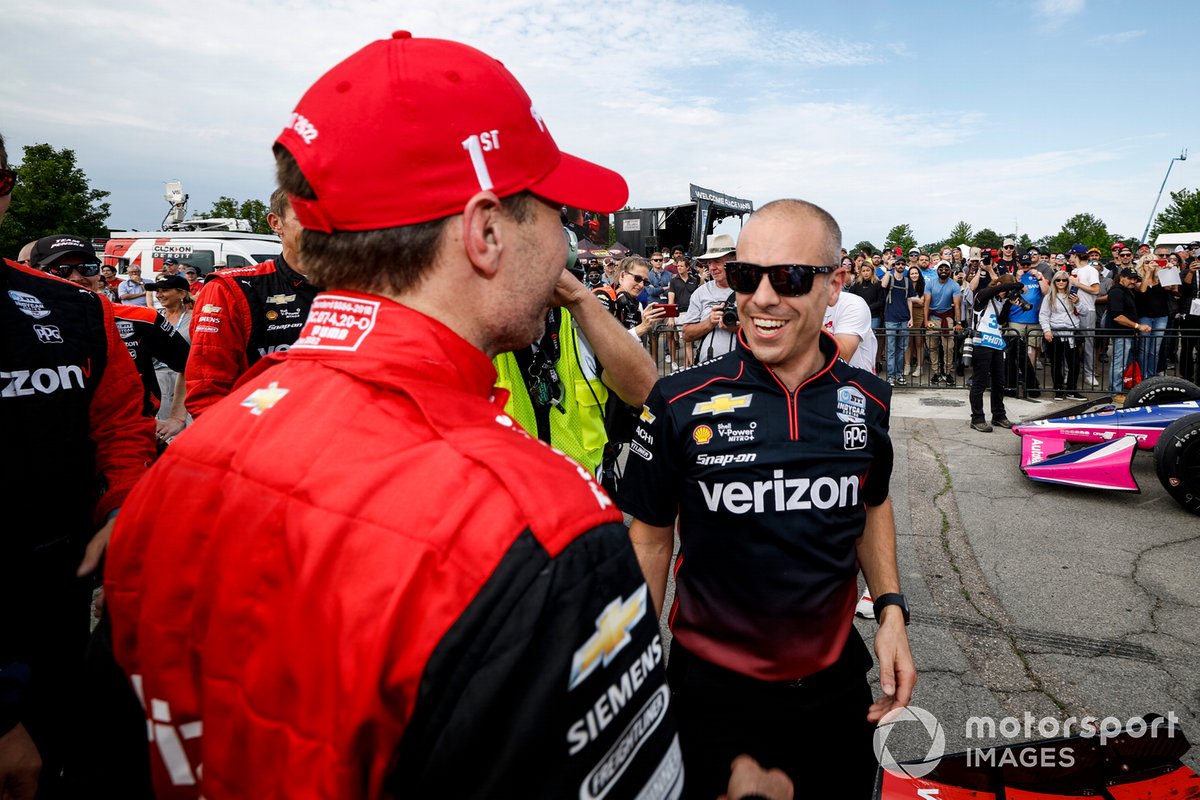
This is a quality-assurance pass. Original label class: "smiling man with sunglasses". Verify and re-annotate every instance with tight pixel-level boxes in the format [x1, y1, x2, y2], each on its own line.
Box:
[621, 199, 913, 799]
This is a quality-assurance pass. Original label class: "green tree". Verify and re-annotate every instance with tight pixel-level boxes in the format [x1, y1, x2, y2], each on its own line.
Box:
[1044, 212, 1111, 255]
[1149, 187, 1200, 241]
[852, 240, 877, 255]
[195, 196, 271, 234]
[1017, 234, 1034, 251]
[973, 228, 1003, 250]
[0, 143, 110, 259]
[947, 221, 973, 247]
[883, 224, 917, 253]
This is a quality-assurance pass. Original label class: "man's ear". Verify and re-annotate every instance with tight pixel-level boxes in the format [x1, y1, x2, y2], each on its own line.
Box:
[267, 212, 282, 236]
[827, 267, 847, 308]
[461, 191, 504, 277]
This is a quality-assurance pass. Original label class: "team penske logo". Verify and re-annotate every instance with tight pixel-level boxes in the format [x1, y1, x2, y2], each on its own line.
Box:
[700, 470, 860, 514]
[692, 393, 753, 416]
[568, 586, 648, 691]
[693, 425, 714, 445]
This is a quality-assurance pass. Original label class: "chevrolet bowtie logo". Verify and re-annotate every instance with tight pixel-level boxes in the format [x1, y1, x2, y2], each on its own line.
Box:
[241, 381, 289, 416]
[639, 405, 656, 424]
[266, 293, 297, 304]
[568, 586, 648, 691]
[692, 393, 753, 416]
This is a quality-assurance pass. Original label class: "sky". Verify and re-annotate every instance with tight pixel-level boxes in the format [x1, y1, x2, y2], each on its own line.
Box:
[2, 0, 1196, 249]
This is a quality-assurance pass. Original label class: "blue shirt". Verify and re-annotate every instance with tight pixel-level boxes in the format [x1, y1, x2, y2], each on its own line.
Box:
[883, 272, 919, 322]
[646, 268, 672, 304]
[926, 277, 962, 314]
[1008, 271, 1043, 324]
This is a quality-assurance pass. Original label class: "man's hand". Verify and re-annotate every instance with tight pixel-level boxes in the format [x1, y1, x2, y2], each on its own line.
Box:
[551, 268, 590, 310]
[0, 723, 41, 800]
[156, 416, 186, 442]
[77, 516, 117, 578]
[719, 755, 793, 800]
[867, 610, 917, 722]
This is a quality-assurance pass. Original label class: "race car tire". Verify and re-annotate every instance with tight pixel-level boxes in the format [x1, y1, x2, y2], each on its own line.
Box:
[1124, 376, 1200, 408]
[1153, 413, 1200, 516]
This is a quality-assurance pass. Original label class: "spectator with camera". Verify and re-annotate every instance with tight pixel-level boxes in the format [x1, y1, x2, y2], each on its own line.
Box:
[1039, 271, 1084, 400]
[881, 257, 918, 385]
[1067, 244, 1102, 387]
[967, 265, 1026, 432]
[1007, 252, 1049, 398]
[593, 255, 666, 338]
[682, 234, 740, 362]
[1106, 267, 1151, 398]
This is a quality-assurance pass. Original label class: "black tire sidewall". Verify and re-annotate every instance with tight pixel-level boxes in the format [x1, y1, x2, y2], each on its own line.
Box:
[1154, 413, 1200, 515]
[1125, 376, 1200, 408]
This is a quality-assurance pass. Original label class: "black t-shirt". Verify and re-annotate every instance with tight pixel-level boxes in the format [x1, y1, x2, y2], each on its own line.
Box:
[618, 331, 893, 681]
[849, 281, 885, 318]
[1105, 285, 1138, 336]
[1138, 283, 1169, 318]
[667, 273, 700, 312]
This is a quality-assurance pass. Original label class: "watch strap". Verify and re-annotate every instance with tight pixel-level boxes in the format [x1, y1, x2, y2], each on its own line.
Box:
[872, 592, 909, 625]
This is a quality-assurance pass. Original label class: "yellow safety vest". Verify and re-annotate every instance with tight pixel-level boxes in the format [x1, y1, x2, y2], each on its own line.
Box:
[493, 309, 610, 475]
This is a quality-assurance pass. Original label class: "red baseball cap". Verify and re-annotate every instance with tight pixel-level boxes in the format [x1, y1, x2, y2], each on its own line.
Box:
[276, 31, 629, 232]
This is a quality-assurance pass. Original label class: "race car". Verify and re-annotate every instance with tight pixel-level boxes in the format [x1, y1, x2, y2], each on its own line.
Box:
[1011, 376, 1200, 515]
[876, 716, 1197, 799]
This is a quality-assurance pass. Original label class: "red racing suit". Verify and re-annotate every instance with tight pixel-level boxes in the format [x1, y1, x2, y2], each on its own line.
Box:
[185, 256, 317, 416]
[106, 292, 683, 799]
[110, 303, 190, 416]
[1, 260, 154, 768]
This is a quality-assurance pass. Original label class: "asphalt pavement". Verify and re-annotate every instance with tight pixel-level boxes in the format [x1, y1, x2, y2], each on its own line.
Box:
[860, 385, 1199, 770]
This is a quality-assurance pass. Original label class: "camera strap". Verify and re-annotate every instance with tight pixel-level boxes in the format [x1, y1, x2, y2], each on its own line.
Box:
[513, 308, 564, 442]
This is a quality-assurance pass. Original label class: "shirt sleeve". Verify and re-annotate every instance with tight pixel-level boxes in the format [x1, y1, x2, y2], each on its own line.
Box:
[146, 311, 191, 373]
[91, 297, 156, 524]
[616, 383, 682, 526]
[862, 396, 894, 507]
[832, 296, 871, 341]
[186, 277, 250, 417]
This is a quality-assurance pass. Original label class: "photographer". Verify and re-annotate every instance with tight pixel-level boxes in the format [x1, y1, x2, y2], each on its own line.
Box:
[593, 255, 667, 337]
[681, 234, 739, 362]
[967, 270, 1027, 432]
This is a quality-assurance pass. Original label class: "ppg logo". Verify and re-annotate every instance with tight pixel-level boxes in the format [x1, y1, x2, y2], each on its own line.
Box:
[33, 325, 63, 344]
[844, 423, 868, 450]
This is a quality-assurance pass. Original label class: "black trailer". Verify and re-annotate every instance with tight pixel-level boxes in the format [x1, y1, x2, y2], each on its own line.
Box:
[614, 184, 753, 257]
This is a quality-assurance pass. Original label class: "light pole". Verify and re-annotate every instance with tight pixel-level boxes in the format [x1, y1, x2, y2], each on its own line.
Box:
[1141, 149, 1188, 245]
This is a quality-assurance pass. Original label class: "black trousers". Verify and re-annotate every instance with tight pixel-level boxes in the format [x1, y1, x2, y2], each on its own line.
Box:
[1047, 334, 1080, 393]
[970, 345, 1008, 423]
[1180, 314, 1200, 384]
[667, 631, 876, 800]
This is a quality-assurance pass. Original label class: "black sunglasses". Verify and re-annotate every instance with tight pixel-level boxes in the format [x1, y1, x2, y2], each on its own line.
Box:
[0, 168, 16, 197]
[625, 272, 648, 284]
[44, 260, 101, 279]
[725, 261, 837, 296]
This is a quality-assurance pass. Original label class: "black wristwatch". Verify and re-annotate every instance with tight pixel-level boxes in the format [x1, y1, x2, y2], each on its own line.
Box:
[873, 593, 910, 625]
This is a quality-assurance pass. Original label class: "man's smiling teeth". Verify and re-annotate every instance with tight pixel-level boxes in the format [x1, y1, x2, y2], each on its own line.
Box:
[753, 318, 785, 330]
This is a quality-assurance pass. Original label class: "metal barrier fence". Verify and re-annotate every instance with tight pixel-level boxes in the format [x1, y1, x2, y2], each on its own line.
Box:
[642, 324, 1200, 395]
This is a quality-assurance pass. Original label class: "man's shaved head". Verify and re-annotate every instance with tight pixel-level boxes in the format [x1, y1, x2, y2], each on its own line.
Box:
[750, 199, 842, 265]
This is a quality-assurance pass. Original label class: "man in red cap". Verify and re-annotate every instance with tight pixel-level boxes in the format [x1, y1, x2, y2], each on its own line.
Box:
[106, 32, 690, 800]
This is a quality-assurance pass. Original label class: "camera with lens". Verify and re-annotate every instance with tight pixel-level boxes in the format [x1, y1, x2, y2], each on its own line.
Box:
[980, 250, 992, 266]
[720, 294, 740, 328]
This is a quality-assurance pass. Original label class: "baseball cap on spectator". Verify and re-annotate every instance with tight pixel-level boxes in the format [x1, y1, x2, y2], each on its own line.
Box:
[146, 275, 190, 292]
[1086, 246, 1101, 256]
[697, 234, 736, 260]
[1026, 246, 1039, 254]
[1002, 238, 1016, 247]
[1111, 242, 1123, 251]
[1018, 254, 1032, 266]
[1189, 241, 1200, 249]
[184, 266, 198, 275]
[29, 235, 95, 266]
[1067, 244, 1088, 256]
[968, 247, 982, 261]
[1118, 267, 1140, 279]
[907, 247, 921, 255]
[275, 31, 628, 233]
[163, 257, 180, 266]
[893, 247, 903, 256]
[1174, 245, 1186, 253]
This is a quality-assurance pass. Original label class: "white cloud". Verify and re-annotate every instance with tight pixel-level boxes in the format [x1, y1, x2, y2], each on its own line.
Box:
[1032, 0, 1085, 29]
[1088, 29, 1145, 45]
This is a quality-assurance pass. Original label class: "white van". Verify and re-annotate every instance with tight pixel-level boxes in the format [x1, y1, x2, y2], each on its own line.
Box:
[1153, 231, 1200, 251]
[104, 229, 282, 280]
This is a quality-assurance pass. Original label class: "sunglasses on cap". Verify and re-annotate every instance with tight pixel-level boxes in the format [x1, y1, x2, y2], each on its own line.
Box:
[44, 260, 102, 279]
[724, 261, 837, 296]
[0, 168, 16, 197]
